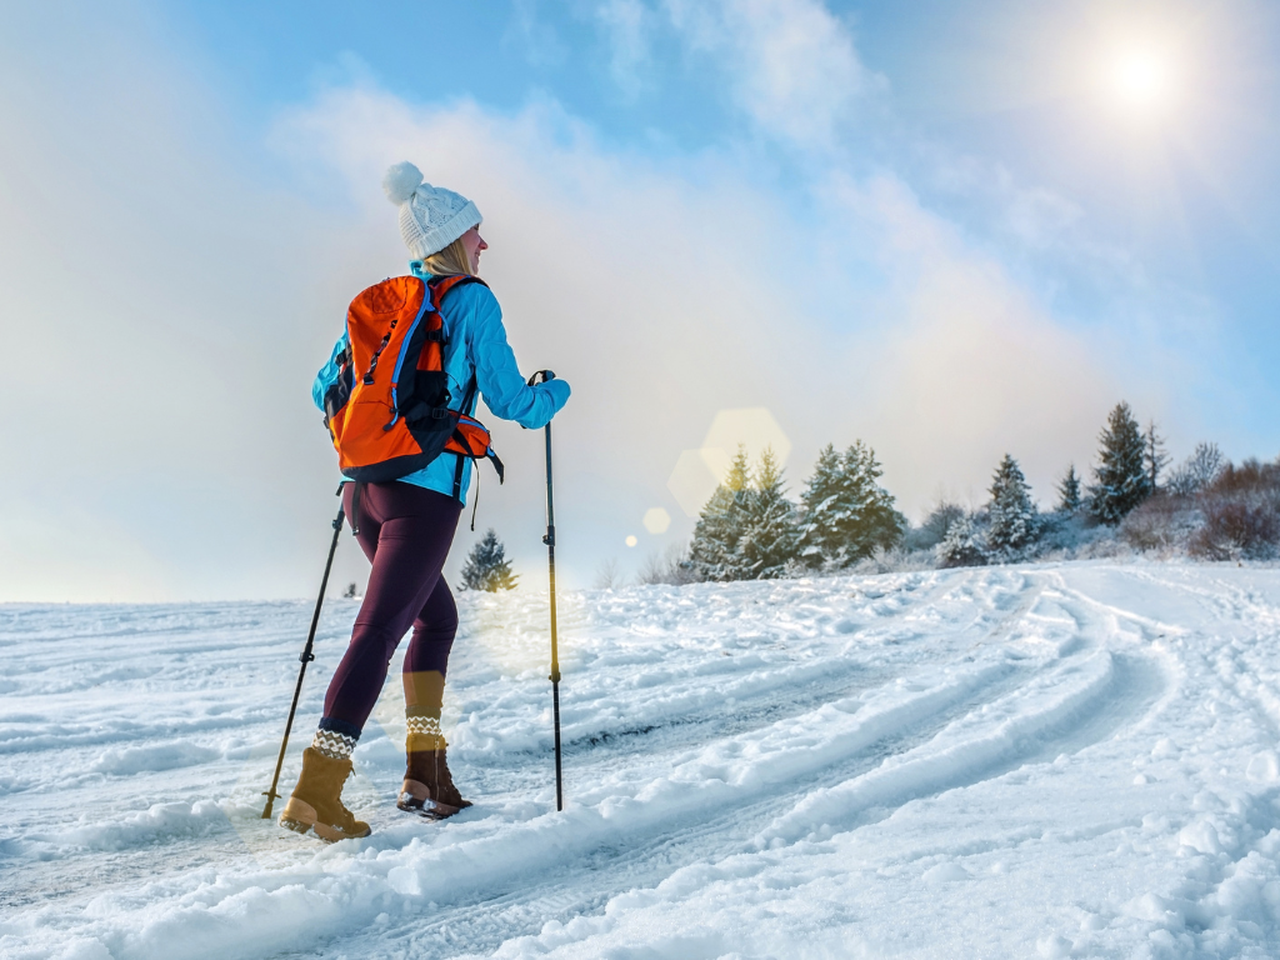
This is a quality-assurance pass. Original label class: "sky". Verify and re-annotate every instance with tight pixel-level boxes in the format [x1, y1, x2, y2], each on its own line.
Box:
[3, 0, 1279, 601]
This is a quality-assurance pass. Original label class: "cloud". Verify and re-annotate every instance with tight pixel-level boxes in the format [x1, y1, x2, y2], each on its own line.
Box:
[820, 173, 1120, 512]
[505, 0, 570, 69]
[921, 149, 1142, 293]
[1002, 183, 1084, 250]
[663, 0, 882, 149]
[596, 0, 653, 98]
[0, 5, 371, 600]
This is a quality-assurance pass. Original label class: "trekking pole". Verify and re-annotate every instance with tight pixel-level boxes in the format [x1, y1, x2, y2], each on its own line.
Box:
[529, 370, 564, 811]
[261, 486, 347, 819]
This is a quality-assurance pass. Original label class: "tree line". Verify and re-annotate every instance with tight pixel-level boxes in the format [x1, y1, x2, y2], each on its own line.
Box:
[664, 400, 1280, 581]
[461, 399, 1280, 592]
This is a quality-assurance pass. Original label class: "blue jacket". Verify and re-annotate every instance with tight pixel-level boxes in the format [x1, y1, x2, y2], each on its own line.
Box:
[313, 265, 570, 502]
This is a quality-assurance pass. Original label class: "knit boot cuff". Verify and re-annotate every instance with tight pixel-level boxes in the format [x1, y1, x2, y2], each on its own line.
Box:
[407, 715, 445, 753]
[313, 717, 362, 760]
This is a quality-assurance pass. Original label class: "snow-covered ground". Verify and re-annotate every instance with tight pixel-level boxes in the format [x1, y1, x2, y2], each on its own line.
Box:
[4, 562, 1280, 959]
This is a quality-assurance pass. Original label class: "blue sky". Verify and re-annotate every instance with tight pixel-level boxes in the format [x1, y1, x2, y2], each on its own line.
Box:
[3, 0, 1279, 600]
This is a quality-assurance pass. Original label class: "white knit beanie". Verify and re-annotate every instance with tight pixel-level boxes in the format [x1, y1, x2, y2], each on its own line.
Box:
[382, 161, 483, 259]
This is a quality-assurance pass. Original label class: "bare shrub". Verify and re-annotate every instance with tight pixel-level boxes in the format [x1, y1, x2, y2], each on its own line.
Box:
[1078, 535, 1134, 559]
[1186, 457, 1280, 560]
[1035, 521, 1131, 561]
[1189, 497, 1280, 560]
[1205, 458, 1280, 496]
[847, 545, 937, 575]
[637, 543, 699, 586]
[594, 558, 622, 590]
[1166, 442, 1224, 496]
[1120, 494, 1200, 553]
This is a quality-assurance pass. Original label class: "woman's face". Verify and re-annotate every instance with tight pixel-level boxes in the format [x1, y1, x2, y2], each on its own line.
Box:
[460, 226, 487, 274]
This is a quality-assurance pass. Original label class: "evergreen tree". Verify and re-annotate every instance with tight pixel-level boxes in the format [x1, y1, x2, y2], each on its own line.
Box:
[1144, 420, 1170, 492]
[688, 445, 753, 582]
[797, 440, 903, 569]
[936, 513, 987, 568]
[1056, 465, 1082, 513]
[737, 447, 800, 579]
[987, 454, 1038, 558]
[1089, 401, 1151, 524]
[459, 529, 518, 592]
[796, 444, 842, 567]
[838, 441, 905, 559]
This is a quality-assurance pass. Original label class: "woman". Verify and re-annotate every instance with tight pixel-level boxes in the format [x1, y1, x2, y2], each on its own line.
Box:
[280, 162, 571, 841]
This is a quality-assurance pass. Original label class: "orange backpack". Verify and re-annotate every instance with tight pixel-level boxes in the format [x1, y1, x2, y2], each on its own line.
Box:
[321, 274, 504, 494]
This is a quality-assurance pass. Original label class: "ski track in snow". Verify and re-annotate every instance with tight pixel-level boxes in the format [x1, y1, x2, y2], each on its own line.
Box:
[3, 563, 1280, 958]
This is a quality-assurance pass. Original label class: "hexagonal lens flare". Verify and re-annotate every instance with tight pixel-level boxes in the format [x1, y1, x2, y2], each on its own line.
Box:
[643, 507, 671, 534]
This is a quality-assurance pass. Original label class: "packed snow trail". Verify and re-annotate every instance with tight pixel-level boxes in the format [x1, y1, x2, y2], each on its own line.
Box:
[3, 562, 1280, 959]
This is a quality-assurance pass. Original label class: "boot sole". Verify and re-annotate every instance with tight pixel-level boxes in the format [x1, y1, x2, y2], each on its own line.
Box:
[396, 780, 469, 820]
[396, 792, 465, 820]
[279, 797, 371, 842]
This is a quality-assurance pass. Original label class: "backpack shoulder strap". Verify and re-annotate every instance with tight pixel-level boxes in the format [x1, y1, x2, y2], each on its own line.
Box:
[427, 274, 489, 392]
[428, 274, 489, 310]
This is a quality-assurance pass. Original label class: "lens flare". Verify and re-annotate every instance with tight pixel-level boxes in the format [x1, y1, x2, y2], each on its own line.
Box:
[642, 508, 671, 535]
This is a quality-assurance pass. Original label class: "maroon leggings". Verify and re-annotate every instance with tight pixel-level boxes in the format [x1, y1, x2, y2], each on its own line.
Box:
[320, 481, 463, 736]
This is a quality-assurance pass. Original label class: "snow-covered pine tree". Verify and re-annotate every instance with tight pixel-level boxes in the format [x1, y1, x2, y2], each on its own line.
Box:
[796, 444, 842, 567]
[935, 513, 987, 568]
[459, 529, 518, 592]
[737, 446, 799, 579]
[1144, 420, 1170, 492]
[838, 441, 905, 560]
[688, 445, 753, 581]
[987, 454, 1038, 559]
[1056, 465, 1082, 513]
[796, 441, 903, 569]
[1089, 401, 1152, 525]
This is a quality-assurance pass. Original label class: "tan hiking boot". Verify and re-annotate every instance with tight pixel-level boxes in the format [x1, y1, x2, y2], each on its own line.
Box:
[279, 747, 371, 842]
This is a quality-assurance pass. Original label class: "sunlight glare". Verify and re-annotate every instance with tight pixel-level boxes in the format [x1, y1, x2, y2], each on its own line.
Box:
[1108, 48, 1174, 114]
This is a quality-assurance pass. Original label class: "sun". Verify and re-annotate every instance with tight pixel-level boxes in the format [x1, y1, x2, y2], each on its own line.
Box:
[1106, 47, 1176, 115]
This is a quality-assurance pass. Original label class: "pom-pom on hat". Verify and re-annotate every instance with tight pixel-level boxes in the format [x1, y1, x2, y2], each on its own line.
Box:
[382, 161, 482, 259]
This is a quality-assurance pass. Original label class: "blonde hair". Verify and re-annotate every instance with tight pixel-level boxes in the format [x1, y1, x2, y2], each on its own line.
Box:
[422, 235, 474, 277]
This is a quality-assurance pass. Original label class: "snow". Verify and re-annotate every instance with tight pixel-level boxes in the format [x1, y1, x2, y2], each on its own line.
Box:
[3, 561, 1280, 958]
